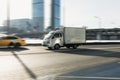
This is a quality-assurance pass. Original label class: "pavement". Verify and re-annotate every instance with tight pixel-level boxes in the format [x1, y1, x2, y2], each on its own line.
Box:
[56, 61, 120, 80]
[0, 46, 52, 56]
[55, 44, 120, 80]
[0, 45, 120, 80]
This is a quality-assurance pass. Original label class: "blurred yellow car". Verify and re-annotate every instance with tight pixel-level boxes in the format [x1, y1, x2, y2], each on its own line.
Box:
[0, 36, 26, 48]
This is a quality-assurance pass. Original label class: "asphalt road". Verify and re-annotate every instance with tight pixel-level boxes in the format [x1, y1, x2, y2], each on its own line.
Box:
[56, 61, 120, 80]
[0, 44, 120, 80]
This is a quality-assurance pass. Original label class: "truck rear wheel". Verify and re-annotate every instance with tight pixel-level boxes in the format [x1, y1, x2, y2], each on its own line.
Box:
[54, 44, 60, 50]
[73, 45, 78, 49]
[66, 45, 71, 49]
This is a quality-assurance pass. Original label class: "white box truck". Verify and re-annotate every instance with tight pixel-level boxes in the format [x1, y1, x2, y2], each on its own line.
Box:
[42, 27, 86, 50]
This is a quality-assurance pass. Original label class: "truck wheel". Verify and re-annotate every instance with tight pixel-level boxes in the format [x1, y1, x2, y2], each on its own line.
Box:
[48, 47, 52, 50]
[73, 45, 78, 49]
[66, 46, 71, 49]
[54, 44, 60, 50]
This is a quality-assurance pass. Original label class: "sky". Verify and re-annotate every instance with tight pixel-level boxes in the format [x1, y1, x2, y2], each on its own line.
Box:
[62, 0, 120, 29]
[0, 0, 32, 26]
[0, 0, 120, 29]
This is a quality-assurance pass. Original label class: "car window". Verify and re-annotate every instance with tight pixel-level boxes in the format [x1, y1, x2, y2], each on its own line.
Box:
[2, 36, 18, 39]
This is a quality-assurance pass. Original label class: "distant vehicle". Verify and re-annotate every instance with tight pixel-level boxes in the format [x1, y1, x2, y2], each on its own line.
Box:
[42, 27, 86, 50]
[0, 35, 26, 48]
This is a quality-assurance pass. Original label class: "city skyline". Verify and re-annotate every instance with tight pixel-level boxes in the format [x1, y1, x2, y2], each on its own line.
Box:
[32, 0, 61, 32]
[0, 0, 120, 29]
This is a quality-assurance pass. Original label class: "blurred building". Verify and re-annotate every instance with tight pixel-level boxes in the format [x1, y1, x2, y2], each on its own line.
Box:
[13, 27, 120, 39]
[3, 19, 33, 33]
[86, 28, 120, 40]
[32, 0, 61, 32]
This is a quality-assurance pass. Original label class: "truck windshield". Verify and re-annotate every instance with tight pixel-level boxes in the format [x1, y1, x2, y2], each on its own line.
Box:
[44, 31, 54, 39]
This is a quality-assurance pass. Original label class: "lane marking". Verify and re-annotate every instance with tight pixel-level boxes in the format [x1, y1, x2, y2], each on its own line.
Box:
[57, 76, 120, 80]
[89, 47, 120, 50]
[118, 62, 120, 64]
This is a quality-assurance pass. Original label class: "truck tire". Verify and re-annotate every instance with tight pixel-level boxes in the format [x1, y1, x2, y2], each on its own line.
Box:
[54, 44, 60, 50]
[48, 47, 52, 50]
[73, 45, 78, 49]
[66, 45, 71, 49]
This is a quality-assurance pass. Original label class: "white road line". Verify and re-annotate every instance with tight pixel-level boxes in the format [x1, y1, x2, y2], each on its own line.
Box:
[89, 47, 120, 50]
[57, 76, 120, 80]
[36, 75, 56, 80]
[118, 62, 120, 64]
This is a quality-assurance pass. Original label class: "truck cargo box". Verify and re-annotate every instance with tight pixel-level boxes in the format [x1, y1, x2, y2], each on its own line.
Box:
[64, 27, 86, 44]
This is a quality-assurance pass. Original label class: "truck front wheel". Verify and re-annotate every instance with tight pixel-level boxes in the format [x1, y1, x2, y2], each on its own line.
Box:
[54, 44, 60, 50]
[48, 47, 52, 50]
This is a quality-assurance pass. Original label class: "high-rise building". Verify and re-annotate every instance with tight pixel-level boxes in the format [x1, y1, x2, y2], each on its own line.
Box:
[32, 0, 61, 32]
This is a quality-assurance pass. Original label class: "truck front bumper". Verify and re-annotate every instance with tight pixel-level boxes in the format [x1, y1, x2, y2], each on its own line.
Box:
[42, 40, 50, 46]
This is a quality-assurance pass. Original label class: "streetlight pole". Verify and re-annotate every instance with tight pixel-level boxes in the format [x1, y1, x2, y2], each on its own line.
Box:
[62, 0, 66, 27]
[94, 16, 102, 29]
[94, 16, 102, 40]
[111, 22, 120, 28]
[7, 0, 10, 35]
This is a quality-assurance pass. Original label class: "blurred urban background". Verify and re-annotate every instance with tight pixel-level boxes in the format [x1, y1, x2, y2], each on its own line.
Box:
[0, 0, 120, 40]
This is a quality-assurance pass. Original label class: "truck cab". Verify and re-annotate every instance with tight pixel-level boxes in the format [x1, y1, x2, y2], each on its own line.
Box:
[42, 30, 63, 49]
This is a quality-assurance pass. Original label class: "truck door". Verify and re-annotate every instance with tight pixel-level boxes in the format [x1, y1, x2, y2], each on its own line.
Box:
[59, 33, 63, 46]
[51, 33, 63, 47]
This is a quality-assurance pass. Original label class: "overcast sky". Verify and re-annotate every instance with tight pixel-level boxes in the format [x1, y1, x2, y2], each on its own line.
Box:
[0, 0, 120, 29]
[0, 0, 31, 26]
[62, 0, 120, 28]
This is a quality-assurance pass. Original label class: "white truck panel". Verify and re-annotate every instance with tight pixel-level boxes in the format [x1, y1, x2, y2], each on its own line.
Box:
[64, 27, 86, 44]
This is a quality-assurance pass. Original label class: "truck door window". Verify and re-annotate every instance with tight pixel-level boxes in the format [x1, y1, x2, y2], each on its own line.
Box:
[54, 33, 62, 38]
[59, 33, 62, 37]
[54, 33, 59, 38]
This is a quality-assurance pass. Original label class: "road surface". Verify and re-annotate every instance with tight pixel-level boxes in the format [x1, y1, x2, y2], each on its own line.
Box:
[0, 44, 119, 80]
